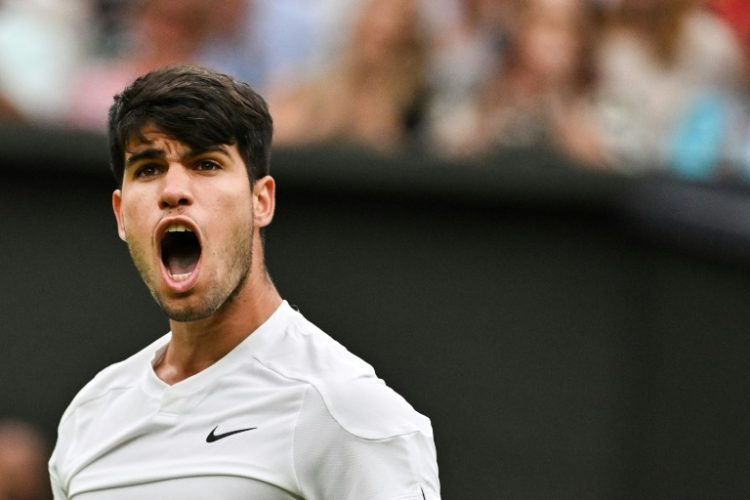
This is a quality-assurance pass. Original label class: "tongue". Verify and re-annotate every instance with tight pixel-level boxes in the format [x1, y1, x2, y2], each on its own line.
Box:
[167, 254, 198, 276]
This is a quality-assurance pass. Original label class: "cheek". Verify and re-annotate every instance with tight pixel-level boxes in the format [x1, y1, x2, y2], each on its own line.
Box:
[121, 201, 154, 242]
[203, 193, 254, 250]
[226, 199, 255, 233]
[213, 186, 255, 223]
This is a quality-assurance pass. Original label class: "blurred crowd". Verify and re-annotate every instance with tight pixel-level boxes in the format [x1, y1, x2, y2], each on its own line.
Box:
[0, 0, 749, 181]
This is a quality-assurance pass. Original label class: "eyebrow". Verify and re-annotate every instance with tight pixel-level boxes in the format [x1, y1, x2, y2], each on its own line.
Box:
[125, 145, 231, 169]
[125, 149, 165, 168]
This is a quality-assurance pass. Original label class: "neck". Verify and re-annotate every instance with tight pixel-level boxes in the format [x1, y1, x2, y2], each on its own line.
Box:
[156, 254, 282, 385]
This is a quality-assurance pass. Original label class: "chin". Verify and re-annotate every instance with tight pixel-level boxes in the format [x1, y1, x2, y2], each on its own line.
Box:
[153, 268, 250, 324]
[159, 296, 222, 323]
[164, 307, 214, 323]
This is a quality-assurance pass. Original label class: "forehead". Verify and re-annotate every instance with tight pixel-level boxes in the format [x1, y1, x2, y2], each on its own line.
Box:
[124, 123, 238, 159]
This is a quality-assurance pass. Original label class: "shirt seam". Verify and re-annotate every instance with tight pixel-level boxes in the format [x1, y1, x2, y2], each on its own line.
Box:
[59, 386, 131, 426]
[253, 356, 421, 442]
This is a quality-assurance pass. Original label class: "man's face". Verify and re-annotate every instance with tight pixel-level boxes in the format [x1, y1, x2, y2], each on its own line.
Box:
[112, 124, 267, 322]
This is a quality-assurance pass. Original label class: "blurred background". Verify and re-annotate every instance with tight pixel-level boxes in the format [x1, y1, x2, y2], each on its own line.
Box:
[2, 0, 750, 498]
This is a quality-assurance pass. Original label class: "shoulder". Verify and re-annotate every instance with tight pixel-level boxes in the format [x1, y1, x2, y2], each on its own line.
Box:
[57, 334, 169, 426]
[307, 375, 433, 441]
[256, 306, 432, 440]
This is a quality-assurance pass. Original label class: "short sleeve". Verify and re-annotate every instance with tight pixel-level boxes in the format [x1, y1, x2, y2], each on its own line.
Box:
[292, 386, 440, 500]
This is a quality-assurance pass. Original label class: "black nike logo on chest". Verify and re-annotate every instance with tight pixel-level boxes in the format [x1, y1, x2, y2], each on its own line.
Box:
[206, 425, 257, 443]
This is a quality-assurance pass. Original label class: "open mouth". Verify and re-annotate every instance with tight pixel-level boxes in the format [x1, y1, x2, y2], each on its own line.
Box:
[160, 223, 201, 282]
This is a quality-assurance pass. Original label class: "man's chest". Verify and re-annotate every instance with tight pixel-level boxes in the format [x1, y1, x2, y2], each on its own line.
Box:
[64, 382, 307, 498]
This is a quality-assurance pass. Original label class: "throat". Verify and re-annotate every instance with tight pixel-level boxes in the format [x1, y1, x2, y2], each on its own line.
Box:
[154, 355, 210, 385]
[155, 330, 240, 385]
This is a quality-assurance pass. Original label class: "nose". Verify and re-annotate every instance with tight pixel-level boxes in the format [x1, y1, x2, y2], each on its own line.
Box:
[159, 165, 193, 209]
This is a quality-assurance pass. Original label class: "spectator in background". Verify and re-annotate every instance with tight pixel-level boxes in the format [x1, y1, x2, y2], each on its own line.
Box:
[68, 0, 334, 132]
[0, 93, 22, 121]
[426, 0, 605, 164]
[195, 0, 273, 89]
[586, 0, 743, 173]
[0, 419, 51, 500]
[65, 0, 215, 130]
[425, 0, 513, 157]
[271, 0, 428, 153]
[197, 0, 334, 93]
[710, 0, 750, 62]
[0, 0, 91, 123]
[666, 0, 750, 181]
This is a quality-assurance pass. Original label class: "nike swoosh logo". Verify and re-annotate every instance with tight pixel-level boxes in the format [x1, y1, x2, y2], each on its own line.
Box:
[206, 425, 257, 443]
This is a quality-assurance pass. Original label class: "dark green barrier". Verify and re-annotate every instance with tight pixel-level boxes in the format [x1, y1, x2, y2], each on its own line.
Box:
[2, 123, 749, 499]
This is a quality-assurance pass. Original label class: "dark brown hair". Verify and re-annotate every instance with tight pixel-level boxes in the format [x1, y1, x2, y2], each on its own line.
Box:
[108, 65, 273, 186]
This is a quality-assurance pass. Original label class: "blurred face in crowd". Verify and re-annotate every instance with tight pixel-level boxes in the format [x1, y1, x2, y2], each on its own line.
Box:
[132, 0, 215, 59]
[516, 0, 583, 83]
[354, 0, 422, 66]
[112, 124, 275, 322]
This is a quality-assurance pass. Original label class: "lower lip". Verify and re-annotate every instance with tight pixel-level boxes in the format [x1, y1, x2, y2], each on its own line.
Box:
[160, 258, 202, 294]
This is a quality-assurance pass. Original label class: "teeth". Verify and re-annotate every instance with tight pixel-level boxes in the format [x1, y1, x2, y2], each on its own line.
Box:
[170, 272, 191, 282]
[166, 224, 192, 233]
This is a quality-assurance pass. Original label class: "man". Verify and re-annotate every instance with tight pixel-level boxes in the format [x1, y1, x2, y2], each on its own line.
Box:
[49, 65, 440, 499]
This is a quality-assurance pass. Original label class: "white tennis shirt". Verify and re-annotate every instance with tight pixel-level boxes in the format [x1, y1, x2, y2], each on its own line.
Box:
[49, 301, 440, 499]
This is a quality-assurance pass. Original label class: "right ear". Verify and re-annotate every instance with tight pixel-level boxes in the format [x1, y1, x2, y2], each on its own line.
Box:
[112, 189, 127, 242]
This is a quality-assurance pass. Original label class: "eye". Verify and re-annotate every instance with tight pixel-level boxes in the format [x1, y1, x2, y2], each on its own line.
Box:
[195, 159, 222, 172]
[134, 163, 162, 178]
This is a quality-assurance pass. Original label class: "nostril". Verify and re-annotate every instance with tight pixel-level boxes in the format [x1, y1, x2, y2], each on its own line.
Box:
[160, 197, 190, 209]
[160, 185, 193, 208]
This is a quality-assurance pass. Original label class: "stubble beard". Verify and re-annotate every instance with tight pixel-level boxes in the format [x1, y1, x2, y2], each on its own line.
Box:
[127, 225, 254, 323]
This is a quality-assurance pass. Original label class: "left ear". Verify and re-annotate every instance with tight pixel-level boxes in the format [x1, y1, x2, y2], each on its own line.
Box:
[252, 175, 276, 228]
